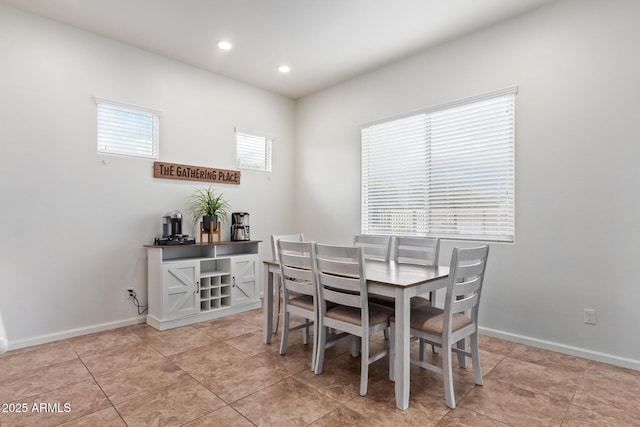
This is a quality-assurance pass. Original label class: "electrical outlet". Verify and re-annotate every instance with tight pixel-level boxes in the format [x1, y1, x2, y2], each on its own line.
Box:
[584, 308, 596, 325]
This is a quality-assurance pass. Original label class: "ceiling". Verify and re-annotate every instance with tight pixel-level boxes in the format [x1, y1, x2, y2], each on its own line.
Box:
[1, 0, 556, 99]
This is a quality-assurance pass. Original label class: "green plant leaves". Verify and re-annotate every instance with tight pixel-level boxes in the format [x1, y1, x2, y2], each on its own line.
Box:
[188, 186, 231, 224]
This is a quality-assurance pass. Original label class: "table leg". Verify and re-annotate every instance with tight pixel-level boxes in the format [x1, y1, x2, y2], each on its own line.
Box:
[263, 265, 273, 344]
[394, 289, 410, 410]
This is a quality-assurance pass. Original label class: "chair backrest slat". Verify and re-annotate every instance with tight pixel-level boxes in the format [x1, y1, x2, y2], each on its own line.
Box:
[280, 251, 312, 271]
[271, 233, 304, 261]
[286, 279, 314, 295]
[318, 271, 361, 293]
[354, 234, 392, 262]
[453, 260, 486, 281]
[451, 292, 479, 314]
[281, 264, 312, 282]
[451, 276, 483, 299]
[316, 257, 360, 278]
[394, 236, 439, 266]
[397, 247, 436, 261]
[322, 286, 362, 308]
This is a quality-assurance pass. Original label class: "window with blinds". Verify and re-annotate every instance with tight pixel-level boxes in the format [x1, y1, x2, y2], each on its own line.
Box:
[96, 98, 160, 159]
[236, 128, 273, 172]
[361, 87, 516, 242]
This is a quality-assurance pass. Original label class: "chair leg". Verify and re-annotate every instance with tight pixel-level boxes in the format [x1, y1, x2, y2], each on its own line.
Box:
[273, 274, 281, 334]
[302, 319, 310, 345]
[389, 325, 395, 381]
[428, 292, 438, 354]
[279, 310, 289, 355]
[456, 337, 467, 368]
[360, 335, 369, 396]
[428, 291, 435, 306]
[443, 342, 456, 409]
[470, 333, 483, 385]
[350, 336, 361, 357]
[314, 326, 327, 374]
[418, 338, 437, 357]
[310, 322, 318, 372]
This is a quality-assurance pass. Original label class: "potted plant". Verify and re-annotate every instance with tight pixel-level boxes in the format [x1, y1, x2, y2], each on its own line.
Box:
[188, 187, 231, 232]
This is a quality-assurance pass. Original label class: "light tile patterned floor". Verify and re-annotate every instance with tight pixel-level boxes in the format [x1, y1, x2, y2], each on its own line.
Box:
[1, 306, 639, 426]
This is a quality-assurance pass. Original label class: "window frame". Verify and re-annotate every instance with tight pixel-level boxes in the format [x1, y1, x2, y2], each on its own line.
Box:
[95, 97, 160, 160]
[235, 127, 273, 172]
[360, 86, 517, 243]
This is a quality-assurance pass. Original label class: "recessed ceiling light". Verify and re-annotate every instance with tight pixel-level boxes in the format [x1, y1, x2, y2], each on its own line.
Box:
[278, 65, 291, 73]
[217, 41, 232, 50]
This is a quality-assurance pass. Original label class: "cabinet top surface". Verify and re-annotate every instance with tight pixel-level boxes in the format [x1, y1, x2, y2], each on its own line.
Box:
[144, 240, 261, 248]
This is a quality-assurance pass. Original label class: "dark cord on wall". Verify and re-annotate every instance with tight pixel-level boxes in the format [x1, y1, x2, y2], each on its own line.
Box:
[129, 291, 149, 315]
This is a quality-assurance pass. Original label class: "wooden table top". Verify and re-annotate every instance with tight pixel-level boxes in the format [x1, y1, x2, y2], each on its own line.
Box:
[264, 259, 449, 289]
[364, 260, 449, 288]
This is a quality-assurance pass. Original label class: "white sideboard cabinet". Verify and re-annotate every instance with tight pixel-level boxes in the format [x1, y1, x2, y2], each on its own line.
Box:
[145, 241, 261, 330]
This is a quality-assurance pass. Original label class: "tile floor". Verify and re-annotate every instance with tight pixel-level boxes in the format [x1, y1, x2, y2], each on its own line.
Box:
[1, 307, 639, 426]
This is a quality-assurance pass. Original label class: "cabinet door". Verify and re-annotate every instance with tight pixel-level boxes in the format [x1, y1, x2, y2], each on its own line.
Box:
[162, 261, 200, 319]
[231, 255, 257, 305]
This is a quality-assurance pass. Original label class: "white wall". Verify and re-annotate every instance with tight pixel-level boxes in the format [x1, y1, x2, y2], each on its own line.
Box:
[3, 0, 640, 369]
[296, 0, 640, 368]
[0, 5, 296, 346]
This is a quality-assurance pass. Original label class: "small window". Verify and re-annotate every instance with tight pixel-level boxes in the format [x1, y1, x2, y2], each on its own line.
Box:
[96, 97, 160, 159]
[236, 128, 272, 172]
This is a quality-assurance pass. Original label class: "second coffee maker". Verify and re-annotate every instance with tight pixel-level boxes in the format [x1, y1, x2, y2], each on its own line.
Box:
[230, 212, 250, 241]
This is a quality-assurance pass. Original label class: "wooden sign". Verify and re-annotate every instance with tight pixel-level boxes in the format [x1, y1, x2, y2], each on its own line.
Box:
[153, 161, 241, 185]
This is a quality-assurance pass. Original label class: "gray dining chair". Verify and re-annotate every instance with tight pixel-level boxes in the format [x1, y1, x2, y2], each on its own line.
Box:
[389, 245, 489, 409]
[277, 239, 317, 370]
[313, 243, 392, 396]
[354, 234, 395, 335]
[358, 235, 435, 340]
[394, 236, 441, 356]
[270, 233, 304, 334]
[394, 235, 440, 305]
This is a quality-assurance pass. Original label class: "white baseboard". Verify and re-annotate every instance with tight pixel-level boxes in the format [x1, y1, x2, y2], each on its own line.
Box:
[7, 316, 147, 351]
[8, 316, 639, 372]
[480, 326, 640, 371]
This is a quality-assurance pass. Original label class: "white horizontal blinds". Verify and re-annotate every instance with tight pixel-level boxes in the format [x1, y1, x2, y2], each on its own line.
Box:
[96, 99, 159, 159]
[361, 87, 515, 242]
[236, 129, 273, 172]
[362, 114, 428, 236]
[427, 94, 514, 241]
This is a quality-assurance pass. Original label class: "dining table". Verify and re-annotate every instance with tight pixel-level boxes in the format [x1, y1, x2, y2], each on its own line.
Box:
[262, 258, 449, 410]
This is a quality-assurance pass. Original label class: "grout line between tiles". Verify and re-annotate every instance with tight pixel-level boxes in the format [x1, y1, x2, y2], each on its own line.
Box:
[73, 350, 129, 427]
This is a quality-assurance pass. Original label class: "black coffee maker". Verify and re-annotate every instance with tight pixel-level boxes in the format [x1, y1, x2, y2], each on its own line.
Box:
[155, 210, 195, 245]
[162, 211, 183, 237]
[231, 212, 250, 241]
